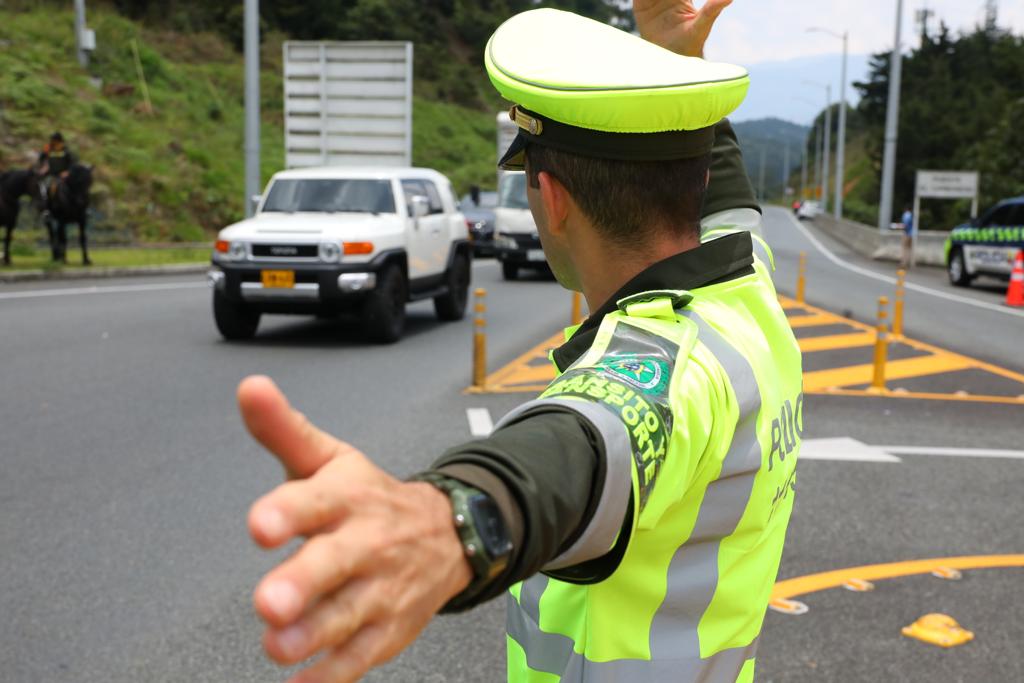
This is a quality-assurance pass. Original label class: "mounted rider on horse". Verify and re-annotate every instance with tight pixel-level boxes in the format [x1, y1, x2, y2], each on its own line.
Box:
[36, 131, 92, 265]
[38, 132, 78, 205]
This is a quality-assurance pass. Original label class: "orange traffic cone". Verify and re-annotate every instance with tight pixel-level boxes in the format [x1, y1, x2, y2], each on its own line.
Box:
[1007, 250, 1024, 307]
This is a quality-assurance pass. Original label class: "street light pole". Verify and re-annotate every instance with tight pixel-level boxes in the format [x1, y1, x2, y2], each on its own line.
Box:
[835, 31, 848, 219]
[758, 146, 766, 204]
[801, 145, 808, 200]
[244, 0, 260, 218]
[804, 80, 832, 213]
[878, 0, 904, 231]
[782, 143, 790, 200]
[808, 27, 849, 219]
[822, 85, 831, 215]
[815, 122, 823, 201]
[74, 0, 88, 68]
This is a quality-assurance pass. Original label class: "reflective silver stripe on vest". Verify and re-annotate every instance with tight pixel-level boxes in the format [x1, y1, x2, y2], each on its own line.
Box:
[495, 398, 632, 570]
[507, 311, 764, 682]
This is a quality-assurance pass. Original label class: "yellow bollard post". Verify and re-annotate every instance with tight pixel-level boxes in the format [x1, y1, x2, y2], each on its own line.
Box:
[893, 269, 906, 339]
[571, 291, 583, 326]
[870, 296, 890, 392]
[473, 288, 487, 390]
[796, 252, 807, 304]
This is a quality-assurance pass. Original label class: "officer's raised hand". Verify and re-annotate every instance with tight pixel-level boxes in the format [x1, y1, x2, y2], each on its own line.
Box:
[633, 0, 733, 56]
[238, 376, 472, 683]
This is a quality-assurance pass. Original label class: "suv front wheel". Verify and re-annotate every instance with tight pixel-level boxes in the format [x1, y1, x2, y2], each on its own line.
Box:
[434, 252, 470, 321]
[213, 289, 261, 340]
[362, 264, 407, 344]
[948, 248, 972, 287]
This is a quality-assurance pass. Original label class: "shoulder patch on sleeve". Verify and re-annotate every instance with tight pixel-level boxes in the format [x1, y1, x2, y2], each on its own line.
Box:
[542, 321, 678, 510]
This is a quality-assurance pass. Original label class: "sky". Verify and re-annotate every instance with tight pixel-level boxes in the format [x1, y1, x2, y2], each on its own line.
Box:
[699, 0, 1024, 123]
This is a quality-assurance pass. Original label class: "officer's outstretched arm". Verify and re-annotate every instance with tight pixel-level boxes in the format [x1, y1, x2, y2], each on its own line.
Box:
[239, 376, 474, 683]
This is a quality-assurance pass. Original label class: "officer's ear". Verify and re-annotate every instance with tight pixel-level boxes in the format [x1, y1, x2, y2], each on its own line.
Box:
[536, 171, 570, 236]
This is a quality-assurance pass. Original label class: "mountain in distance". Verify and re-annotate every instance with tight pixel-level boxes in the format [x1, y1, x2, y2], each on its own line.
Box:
[731, 53, 871, 124]
[731, 118, 811, 200]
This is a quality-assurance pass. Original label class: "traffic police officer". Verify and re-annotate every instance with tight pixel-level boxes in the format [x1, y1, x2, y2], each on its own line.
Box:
[239, 4, 803, 683]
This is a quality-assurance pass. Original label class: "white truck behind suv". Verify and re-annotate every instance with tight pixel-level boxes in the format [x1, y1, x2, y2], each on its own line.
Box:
[209, 167, 471, 343]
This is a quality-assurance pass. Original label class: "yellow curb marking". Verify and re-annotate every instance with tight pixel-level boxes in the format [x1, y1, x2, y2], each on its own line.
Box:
[807, 387, 1024, 405]
[470, 295, 1024, 400]
[768, 597, 809, 615]
[797, 331, 876, 353]
[787, 312, 844, 328]
[771, 554, 1024, 600]
[802, 354, 977, 392]
[842, 578, 876, 592]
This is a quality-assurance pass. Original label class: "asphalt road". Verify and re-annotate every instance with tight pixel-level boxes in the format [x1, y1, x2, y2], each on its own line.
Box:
[1, 213, 1021, 683]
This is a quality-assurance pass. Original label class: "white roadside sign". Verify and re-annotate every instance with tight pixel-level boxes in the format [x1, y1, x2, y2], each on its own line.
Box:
[911, 169, 980, 267]
[283, 41, 413, 169]
[915, 170, 979, 199]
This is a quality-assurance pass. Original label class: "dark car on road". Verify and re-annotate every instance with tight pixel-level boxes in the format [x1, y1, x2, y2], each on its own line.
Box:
[460, 189, 498, 257]
[945, 196, 1024, 287]
[493, 172, 548, 280]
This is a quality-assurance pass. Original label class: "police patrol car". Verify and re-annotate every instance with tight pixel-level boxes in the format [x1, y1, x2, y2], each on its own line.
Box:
[946, 196, 1024, 287]
[208, 167, 471, 343]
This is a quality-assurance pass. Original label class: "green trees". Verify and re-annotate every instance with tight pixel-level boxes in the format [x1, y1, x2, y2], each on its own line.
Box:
[853, 25, 1024, 229]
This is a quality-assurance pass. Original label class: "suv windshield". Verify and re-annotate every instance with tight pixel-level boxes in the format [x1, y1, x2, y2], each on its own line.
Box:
[498, 173, 529, 210]
[262, 179, 395, 214]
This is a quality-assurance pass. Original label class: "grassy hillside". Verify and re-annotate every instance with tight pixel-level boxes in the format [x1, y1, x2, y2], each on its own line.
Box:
[0, 6, 497, 244]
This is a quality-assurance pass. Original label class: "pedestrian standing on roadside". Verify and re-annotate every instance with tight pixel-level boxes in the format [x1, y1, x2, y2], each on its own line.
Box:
[901, 204, 915, 268]
[237, 2, 804, 682]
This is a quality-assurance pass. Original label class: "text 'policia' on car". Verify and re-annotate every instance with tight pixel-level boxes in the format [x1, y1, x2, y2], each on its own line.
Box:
[946, 196, 1024, 288]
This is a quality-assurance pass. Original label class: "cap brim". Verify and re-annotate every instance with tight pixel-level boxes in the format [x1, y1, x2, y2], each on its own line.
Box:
[498, 131, 528, 171]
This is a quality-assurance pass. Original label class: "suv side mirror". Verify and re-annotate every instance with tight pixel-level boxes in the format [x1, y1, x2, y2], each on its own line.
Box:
[250, 194, 262, 213]
[410, 195, 430, 219]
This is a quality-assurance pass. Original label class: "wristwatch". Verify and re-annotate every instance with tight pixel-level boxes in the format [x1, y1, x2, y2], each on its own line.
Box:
[413, 472, 513, 605]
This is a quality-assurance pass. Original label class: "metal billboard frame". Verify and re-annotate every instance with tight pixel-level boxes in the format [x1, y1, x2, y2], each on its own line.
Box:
[283, 41, 413, 169]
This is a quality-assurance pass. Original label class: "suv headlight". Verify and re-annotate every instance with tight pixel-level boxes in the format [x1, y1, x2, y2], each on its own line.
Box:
[494, 231, 517, 250]
[319, 242, 341, 263]
[228, 241, 247, 261]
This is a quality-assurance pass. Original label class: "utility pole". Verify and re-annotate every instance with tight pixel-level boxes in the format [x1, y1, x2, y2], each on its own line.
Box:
[821, 86, 832, 215]
[878, 0, 904, 231]
[801, 145, 808, 200]
[814, 122, 823, 201]
[834, 32, 848, 219]
[74, 0, 88, 68]
[984, 0, 998, 33]
[782, 144, 790, 200]
[758, 147, 766, 204]
[807, 27, 850, 219]
[244, 0, 260, 218]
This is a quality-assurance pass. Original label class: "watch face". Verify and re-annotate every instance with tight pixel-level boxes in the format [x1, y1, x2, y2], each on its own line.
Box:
[467, 493, 513, 559]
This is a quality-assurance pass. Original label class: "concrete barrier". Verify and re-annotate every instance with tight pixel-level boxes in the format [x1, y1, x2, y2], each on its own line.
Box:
[810, 214, 949, 267]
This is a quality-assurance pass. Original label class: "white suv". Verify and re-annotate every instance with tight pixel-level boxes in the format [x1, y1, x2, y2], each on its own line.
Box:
[209, 167, 471, 343]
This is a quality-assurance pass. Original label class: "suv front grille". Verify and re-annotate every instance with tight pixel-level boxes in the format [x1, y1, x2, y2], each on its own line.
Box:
[252, 244, 319, 258]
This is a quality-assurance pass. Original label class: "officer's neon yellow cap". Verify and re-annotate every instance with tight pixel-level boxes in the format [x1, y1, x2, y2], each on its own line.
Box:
[485, 8, 750, 169]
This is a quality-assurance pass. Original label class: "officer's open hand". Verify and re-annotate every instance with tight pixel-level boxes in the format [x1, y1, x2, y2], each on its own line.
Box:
[633, 0, 734, 57]
[238, 376, 473, 683]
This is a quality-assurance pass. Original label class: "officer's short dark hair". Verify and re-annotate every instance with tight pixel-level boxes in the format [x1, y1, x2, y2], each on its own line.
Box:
[524, 145, 710, 245]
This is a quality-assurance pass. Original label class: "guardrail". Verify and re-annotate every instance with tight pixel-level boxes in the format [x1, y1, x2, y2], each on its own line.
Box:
[810, 214, 949, 267]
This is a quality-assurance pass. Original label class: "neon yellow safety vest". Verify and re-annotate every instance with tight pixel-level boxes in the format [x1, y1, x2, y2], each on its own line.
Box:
[503, 233, 803, 682]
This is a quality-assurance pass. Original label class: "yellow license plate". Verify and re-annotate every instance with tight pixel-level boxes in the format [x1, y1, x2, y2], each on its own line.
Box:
[261, 270, 295, 288]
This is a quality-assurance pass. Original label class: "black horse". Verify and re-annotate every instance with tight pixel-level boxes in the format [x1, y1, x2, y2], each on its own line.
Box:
[0, 169, 35, 266]
[42, 164, 93, 264]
